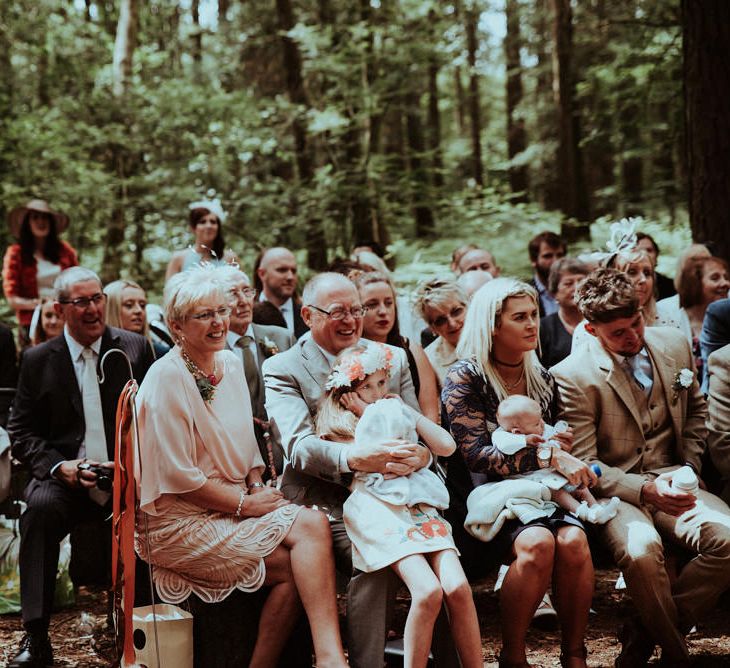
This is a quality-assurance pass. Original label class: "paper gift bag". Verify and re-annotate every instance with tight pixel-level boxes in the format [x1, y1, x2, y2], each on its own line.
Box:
[129, 603, 193, 668]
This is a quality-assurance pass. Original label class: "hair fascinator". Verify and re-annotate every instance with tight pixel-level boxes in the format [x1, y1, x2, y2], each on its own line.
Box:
[189, 197, 227, 223]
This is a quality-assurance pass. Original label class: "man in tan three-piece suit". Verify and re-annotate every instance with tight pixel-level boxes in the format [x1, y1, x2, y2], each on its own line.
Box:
[263, 272, 458, 668]
[552, 268, 730, 668]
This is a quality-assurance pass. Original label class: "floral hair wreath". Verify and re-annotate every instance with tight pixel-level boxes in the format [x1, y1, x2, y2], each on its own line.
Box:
[325, 342, 394, 391]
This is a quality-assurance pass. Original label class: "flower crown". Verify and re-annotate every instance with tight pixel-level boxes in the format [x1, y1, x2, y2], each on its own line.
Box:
[325, 343, 394, 391]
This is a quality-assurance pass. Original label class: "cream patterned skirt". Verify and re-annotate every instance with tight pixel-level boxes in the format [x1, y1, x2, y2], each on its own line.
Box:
[136, 499, 302, 604]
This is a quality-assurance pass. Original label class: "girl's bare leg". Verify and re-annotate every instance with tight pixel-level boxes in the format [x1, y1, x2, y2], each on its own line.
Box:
[282, 508, 347, 668]
[552, 526, 593, 668]
[500, 526, 555, 665]
[428, 549, 483, 668]
[391, 554, 443, 668]
[250, 546, 304, 668]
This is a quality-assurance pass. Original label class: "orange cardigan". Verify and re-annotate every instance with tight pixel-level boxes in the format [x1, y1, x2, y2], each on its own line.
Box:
[2, 241, 79, 326]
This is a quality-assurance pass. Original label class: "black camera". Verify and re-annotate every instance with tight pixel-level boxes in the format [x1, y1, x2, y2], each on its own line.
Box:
[78, 463, 115, 492]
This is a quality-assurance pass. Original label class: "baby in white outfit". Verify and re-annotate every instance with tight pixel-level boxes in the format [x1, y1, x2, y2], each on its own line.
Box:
[494, 395, 619, 524]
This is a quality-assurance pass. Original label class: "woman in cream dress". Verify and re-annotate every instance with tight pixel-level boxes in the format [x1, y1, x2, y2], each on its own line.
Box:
[135, 264, 346, 668]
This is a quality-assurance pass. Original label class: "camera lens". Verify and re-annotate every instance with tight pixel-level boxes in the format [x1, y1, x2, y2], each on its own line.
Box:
[96, 473, 113, 492]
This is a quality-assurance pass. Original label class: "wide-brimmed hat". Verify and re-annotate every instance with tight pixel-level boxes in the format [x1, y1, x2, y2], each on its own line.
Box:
[7, 199, 70, 238]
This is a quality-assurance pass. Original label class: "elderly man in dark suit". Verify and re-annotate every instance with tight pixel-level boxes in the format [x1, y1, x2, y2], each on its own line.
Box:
[220, 265, 294, 479]
[7, 267, 153, 668]
[263, 272, 458, 668]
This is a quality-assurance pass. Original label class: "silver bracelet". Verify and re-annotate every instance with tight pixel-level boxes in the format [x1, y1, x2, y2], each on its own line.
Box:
[249, 482, 265, 489]
[235, 489, 245, 517]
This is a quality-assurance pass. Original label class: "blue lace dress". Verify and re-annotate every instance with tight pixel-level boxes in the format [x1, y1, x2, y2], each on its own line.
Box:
[441, 359, 583, 563]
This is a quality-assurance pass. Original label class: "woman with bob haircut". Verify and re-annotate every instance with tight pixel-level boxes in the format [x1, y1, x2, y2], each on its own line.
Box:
[104, 279, 170, 359]
[3, 199, 78, 345]
[165, 199, 238, 280]
[442, 277, 595, 668]
[413, 278, 469, 389]
[135, 264, 347, 668]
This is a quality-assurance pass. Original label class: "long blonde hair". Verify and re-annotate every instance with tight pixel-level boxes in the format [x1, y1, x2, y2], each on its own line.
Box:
[104, 279, 150, 338]
[456, 277, 551, 404]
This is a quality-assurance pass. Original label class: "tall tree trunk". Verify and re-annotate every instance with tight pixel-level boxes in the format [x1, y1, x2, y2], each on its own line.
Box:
[276, 0, 327, 270]
[404, 92, 436, 237]
[191, 0, 202, 67]
[218, 0, 230, 24]
[427, 59, 444, 189]
[682, 0, 730, 264]
[112, 0, 137, 97]
[533, 0, 560, 209]
[464, 3, 484, 187]
[103, 0, 138, 283]
[0, 4, 13, 224]
[504, 0, 528, 201]
[550, 0, 589, 239]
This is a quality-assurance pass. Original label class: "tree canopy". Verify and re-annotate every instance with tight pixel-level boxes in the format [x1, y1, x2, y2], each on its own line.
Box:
[1, 0, 721, 297]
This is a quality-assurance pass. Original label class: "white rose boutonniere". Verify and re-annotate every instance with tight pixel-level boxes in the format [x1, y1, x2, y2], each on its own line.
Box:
[260, 336, 280, 358]
[671, 368, 694, 404]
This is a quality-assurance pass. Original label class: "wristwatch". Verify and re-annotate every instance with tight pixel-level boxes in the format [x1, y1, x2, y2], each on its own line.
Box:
[537, 445, 553, 468]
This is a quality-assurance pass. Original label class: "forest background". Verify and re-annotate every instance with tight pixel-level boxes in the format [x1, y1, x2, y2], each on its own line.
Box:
[0, 0, 728, 311]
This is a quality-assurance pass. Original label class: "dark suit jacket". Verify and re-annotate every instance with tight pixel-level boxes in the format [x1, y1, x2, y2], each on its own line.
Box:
[9, 326, 154, 481]
[292, 302, 309, 339]
[700, 298, 730, 392]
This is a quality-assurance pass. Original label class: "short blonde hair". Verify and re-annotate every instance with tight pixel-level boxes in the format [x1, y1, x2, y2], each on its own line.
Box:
[456, 278, 551, 404]
[413, 278, 467, 321]
[163, 264, 228, 332]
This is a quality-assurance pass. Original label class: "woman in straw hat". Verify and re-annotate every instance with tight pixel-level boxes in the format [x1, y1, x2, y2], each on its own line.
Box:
[2, 199, 78, 346]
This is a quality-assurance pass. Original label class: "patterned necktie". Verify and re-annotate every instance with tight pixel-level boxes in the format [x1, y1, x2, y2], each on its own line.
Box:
[81, 347, 110, 505]
[624, 354, 653, 396]
[238, 335, 263, 412]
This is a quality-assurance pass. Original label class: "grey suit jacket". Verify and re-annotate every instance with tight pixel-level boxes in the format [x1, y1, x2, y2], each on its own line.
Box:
[552, 326, 707, 506]
[262, 333, 418, 514]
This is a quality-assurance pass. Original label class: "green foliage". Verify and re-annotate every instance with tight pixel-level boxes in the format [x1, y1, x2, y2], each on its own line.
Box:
[0, 0, 691, 313]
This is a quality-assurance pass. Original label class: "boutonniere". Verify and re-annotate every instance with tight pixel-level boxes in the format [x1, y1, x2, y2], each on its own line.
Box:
[260, 336, 280, 358]
[671, 368, 693, 404]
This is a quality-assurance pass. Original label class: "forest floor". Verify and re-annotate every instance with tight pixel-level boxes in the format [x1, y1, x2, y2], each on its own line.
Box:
[2, 566, 730, 667]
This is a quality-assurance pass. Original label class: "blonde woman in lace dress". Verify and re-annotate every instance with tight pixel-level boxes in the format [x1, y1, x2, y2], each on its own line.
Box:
[135, 264, 347, 668]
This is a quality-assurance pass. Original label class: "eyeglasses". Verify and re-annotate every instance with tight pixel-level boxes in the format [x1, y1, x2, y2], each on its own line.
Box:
[229, 287, 256, 299]
[189, 306, 232, 322]
[430, 306, 465, 329]
[59, 293, 106, 309]
[307, 304, 367, 321]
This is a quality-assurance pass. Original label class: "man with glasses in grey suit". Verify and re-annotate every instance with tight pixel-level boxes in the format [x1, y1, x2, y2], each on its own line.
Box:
[263, 272, 458, 668]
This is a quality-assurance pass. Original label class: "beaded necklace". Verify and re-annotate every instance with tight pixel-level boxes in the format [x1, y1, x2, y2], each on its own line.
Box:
[181, 347, 219, 403]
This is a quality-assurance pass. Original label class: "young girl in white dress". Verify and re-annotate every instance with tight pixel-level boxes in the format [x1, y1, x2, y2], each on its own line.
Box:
[315, 342, 483, 668]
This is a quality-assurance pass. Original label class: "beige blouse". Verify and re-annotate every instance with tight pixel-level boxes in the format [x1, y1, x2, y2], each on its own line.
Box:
[135, 347, 262, 516]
